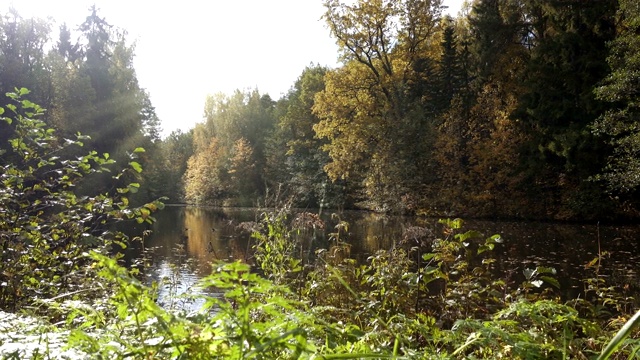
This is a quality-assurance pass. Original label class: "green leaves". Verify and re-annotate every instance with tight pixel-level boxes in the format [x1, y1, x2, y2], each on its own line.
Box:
[117, 182, 140, 194]
[455, 230, 482, 242]
[3, 193, 636, 359]
[129, 161, 142, 173]
[478, 234, 503, 254]
[0, 91, 162, 310]
[597, 309, 640, 360]
[522, 266, 560, 294]
[439, 218, 463, 230]
[591, 0, 640, 193]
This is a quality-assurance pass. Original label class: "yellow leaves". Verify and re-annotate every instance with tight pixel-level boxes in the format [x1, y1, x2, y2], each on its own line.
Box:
[433, 79, 529, 216]
[230, 138, 253, 164]
[183, 137, 229, 205]
[315, 1, 444, 208]
[313, 61, 400, 183]
[324, 0, 441, 73]
[228, 138, 255, 181]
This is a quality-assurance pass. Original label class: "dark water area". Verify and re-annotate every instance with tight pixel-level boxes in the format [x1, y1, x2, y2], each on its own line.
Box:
[124, 206, 640, 310]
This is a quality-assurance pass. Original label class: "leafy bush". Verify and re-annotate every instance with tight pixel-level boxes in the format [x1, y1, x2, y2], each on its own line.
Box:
[450, 299, 601, 358]
[66, 252, 401, 359]
[251, 208, 303, 286]
[0, 89, 163, 311]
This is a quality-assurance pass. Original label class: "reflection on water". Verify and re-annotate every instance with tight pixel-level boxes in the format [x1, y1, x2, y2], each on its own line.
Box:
[128, 207, 257, 309]
[182, 207, 255, 264]
[128, 206, 640, 310]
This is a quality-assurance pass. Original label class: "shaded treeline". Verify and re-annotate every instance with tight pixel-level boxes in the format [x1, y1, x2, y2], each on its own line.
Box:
[3, 0, 640, 220]
[0, 6, 162, 203]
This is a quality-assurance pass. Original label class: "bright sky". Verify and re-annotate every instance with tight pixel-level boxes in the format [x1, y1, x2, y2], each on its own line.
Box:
[6, 0, 465, 137]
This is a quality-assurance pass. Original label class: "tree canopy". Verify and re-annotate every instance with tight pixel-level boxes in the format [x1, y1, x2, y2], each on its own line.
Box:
[3, 0, 640, 220]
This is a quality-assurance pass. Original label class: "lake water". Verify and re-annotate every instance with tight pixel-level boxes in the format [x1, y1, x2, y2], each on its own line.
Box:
[125, 206, 640, 310]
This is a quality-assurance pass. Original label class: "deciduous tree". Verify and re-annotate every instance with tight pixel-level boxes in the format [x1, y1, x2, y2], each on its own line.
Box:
[315, 0, 443, 211]
[592, 0, 640, 194]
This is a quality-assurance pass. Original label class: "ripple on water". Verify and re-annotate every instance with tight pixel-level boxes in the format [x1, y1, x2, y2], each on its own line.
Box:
[150, 259, 225, 314]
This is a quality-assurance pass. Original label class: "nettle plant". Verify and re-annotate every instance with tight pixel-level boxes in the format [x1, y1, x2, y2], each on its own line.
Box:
[0, 88, 163, 310]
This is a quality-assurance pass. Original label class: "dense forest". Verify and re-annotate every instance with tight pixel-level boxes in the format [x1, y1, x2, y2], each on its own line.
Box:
[2, 0, 639, 221]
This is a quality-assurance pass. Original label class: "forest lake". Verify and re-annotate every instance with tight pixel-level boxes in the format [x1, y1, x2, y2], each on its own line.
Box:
[122, 205, 640, 311]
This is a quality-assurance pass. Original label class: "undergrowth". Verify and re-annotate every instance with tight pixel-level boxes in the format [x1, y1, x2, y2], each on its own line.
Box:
[23, 212, 638, 359]
[3, 210, 640, 359]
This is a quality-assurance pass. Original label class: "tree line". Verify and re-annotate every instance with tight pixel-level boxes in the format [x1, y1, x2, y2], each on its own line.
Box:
[0, 6, 161, 201]
[2, 0, 639, 220]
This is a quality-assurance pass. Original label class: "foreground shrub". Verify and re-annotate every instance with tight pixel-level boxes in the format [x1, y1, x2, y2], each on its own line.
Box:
[68, 253, 390, 359]
[0, 89, 162, 311]
[0, 207, 633, 359]
[450, 299, 601, 358]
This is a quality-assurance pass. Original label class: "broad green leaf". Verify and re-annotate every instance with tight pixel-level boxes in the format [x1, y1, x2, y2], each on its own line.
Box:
[540, 276, 560, 289]
[129, 161, 142, 173]
[128, 183, 140, 193]
[478, 243, 494, 254]
[456, 230, 482, 242]
[21, 99, 36, 109]
[536, 266, 557, 275]
[145, 202, 157, 211]
[140, 207, 151, 217]
[422, 253, 436, 261]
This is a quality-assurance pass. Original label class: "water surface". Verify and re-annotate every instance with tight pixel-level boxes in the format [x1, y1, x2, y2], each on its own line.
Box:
[126, 206, 640, 310]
